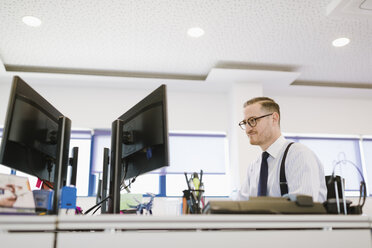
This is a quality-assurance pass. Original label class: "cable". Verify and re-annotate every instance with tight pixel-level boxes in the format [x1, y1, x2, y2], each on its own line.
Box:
[120, 177, 136, 191]
[359, 0, 372, 10]
[92, 205, 102, 215]
[42, 180, 54, 190]
[84, 196, 110, 215]
[331, 155, 366, 212]
[120, 159, 128, 187]
[120, 169, 142, 192]
[332, 158, 365, 186]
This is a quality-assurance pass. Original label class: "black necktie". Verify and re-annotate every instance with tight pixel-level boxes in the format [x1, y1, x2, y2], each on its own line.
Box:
[258, 151, 270, 196]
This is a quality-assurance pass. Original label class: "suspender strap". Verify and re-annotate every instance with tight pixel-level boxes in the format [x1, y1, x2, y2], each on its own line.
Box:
[280, 142, 295, 196]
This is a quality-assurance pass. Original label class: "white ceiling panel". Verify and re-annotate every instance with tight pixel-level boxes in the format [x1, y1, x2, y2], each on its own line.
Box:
[0, 0, 371, 95]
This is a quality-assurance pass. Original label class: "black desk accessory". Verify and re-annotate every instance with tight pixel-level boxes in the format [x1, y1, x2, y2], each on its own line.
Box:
[323, 176, 365, 215]
[323, 155, 366, 215]
[203, 195, 327, 214]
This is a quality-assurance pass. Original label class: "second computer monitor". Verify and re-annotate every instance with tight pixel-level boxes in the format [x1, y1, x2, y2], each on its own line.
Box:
[108, 84, 169, 213]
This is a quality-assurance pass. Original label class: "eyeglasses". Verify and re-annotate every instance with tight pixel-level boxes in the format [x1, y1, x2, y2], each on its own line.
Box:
[238, 113, 273, 130]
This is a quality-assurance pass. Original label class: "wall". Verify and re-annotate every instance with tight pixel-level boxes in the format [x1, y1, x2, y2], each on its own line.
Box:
[274, 95, 372, 136]
[228, 83, 262, 190]
[0, 75, 228, 131]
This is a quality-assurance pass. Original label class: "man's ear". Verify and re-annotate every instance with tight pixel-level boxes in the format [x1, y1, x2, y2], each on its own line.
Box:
[272, 112, 280, 124]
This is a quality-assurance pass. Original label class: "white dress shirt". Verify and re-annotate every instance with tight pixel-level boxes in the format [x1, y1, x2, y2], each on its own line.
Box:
[238, 135, 327, 202]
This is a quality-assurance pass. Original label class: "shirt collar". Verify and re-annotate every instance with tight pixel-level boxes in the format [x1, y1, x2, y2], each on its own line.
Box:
[265, 135, 287, 159]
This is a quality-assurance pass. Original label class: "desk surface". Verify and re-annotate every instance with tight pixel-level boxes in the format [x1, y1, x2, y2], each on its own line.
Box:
[57, 214, 372, 230]
[0, 215, 56, 231]
[1, 214, 370, 231]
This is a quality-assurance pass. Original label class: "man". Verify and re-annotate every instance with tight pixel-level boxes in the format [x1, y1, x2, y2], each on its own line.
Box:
[237, 97, 327, 202]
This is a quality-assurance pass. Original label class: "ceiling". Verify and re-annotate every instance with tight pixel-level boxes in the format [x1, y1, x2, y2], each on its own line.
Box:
[0, 0, 372, 96]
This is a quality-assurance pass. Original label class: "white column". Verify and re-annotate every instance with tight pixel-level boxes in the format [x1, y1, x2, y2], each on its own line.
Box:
[228, 82, 263, 192]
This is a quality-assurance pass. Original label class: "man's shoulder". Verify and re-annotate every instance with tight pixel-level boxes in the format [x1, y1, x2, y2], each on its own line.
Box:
[287, 142, 316, 156]
[284, 142, 322, 165]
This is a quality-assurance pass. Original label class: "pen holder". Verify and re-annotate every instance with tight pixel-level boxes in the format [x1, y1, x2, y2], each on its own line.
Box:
[182, 189, 204, 214]
[183, 170, 205, 214]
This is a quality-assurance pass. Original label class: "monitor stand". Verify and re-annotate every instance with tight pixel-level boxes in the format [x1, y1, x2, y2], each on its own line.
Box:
[69, 147, 79, 186]
[100, 147, 110, 213]
[51, 116, 71, 215]
[108, 119, 124, 214]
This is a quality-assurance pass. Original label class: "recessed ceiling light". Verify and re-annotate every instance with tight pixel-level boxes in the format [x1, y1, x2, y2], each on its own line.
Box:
[332, 37, 350, 47]
[187, 27, 205, 38]
[22, 16, 42, 27]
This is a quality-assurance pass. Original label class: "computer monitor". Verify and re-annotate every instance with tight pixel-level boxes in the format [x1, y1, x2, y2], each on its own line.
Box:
[107, 84, 169, 213]
[0, 76, 71, 214]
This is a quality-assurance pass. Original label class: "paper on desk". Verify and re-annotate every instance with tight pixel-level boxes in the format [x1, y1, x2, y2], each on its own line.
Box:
[120, 193, 143, 210]
[0, 173, 35, 212]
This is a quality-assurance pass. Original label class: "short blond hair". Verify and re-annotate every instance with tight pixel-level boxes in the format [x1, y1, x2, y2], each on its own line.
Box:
[244, 97, 280, 124]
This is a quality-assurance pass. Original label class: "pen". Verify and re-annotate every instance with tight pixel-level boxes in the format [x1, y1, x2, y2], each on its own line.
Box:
[184, 172, 198, 211]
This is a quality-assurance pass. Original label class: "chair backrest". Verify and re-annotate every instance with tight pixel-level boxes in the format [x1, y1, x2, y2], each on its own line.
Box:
[325, 175, 344, 200]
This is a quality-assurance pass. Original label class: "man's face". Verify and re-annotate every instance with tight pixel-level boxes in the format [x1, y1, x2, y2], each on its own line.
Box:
[243, 103, 274, 148]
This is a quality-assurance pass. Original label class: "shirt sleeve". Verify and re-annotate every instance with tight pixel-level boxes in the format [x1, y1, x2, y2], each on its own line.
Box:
[236, 173, 250, 200]
[235, 159, 258, 201]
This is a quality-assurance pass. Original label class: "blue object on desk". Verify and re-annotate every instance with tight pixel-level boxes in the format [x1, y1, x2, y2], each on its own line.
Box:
[33, 190, 53, 211]
[60, 186, 77, 209]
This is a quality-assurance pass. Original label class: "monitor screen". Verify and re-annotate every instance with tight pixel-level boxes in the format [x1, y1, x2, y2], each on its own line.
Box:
[107, 84, 169, 213]
[0, 76, 71, 214]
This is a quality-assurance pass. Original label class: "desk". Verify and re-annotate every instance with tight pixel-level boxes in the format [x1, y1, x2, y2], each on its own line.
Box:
[1, 215, 371, 248]
[0, 215, 56, 248]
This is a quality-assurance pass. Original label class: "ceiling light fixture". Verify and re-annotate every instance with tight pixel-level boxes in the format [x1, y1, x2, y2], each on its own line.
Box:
[332, 37, 350, 47]
[187, 27, 205, 38]
[22, 16, 42, 27]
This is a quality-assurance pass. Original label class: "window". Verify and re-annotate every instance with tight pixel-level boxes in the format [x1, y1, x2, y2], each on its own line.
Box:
[91, 130, 229, 197]
[166, 133, 229, 196]
[285, 135, 365, 195]
[361, 139, 372, 195]
[91, 130, 161, 195]
[3, 125, 371, 197]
